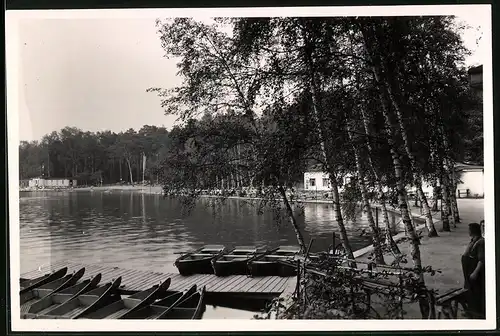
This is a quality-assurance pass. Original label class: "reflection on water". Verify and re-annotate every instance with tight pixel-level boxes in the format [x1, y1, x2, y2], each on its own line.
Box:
[19, 191, 408, 318]
[20, 191, 405, 275]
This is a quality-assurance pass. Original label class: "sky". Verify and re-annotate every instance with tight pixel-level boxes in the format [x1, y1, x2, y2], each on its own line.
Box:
[10, 7, 490, 143]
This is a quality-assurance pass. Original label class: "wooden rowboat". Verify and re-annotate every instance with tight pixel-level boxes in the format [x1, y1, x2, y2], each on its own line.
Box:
[157, 286, 206, 320]
[175, 245, 227, 275]
[248, 246, 301, 277]
[83, 278, 172, 319]
[274, 245, 302, 257]
[36, 277, 122, 319]
[20, 267, 68, 292]
[211, 246, 274, 276]
[123, 285, 198, 320]
[23, 274, 102, 319]
[20, 268, 86, 313]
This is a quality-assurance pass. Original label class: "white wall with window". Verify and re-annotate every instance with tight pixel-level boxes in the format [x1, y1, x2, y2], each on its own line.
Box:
[303, 172, 352, 191]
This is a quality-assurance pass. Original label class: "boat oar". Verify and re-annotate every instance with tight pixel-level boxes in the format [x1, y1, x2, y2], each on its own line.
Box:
[304, 239, 315, 261]
[257, 246, 280, 257]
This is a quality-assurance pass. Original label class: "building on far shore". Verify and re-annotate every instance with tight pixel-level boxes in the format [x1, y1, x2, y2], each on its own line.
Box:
[303, 168, 352, 192]
[27, 177, 78, 188]
[303, 162, 484, 199]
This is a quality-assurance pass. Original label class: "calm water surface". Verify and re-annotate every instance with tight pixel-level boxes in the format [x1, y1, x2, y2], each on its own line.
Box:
[19, 190, 405, 318]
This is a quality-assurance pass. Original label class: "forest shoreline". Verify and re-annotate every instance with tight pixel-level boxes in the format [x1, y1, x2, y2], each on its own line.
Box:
[20, 185, 429, 257]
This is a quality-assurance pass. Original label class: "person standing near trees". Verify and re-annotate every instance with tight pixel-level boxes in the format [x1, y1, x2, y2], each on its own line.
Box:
[461, 222, 485, 318]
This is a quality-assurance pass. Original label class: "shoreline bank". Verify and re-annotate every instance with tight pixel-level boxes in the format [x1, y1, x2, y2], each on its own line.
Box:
[20, 185, 164, 194]
[20, 186, 430, 257]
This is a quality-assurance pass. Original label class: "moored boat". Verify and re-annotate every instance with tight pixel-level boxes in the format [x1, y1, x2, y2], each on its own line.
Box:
[82, 278, 172, 319]
[274, 245, 302, 257]
[248, 246, 301, 277]
[36, 277, 122, 319]
[211, 246, 274, 276]
[122, 285, 198, 320]
[20, 267, 68, 292]
[23, 274, 102, 319]
[157, 286, 206, 320]
[20, 268, 86, 313]
[175, 245, 227, 275]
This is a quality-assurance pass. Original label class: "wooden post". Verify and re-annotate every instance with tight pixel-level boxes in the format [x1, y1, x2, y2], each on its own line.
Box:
[332, 232, 336, 253]
[375, 207, 379, 229]
[391, 213, 396, 235]
[296, 259, 301, 319]
[399, 272, 404, 319]
[305, 239, 314, 260]
[367, 262, 373, 278]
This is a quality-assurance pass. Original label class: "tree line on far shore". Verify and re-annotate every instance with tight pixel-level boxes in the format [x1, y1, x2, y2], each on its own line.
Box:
[19, 125, 170, 185]
[149, 16, 482, 275]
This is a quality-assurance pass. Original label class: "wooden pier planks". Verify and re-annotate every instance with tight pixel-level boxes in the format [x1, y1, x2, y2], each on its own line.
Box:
[20, 260, 294, 295]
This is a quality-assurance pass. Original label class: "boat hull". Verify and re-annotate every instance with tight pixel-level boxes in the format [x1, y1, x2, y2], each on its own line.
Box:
[174, 245, 227, 275]
[20, 268, 86, 313]
[84, 278, 171, 319]
[123, 285, 198, 320]
[175, 258, 215, 275]
[212, 258, 251, 276]
[249, 257, 297, 277]
[20, 267, 68, 293]
[37, 277, 122, 319]
[23, 274, 102, 319]
[157, 287, 206, 320]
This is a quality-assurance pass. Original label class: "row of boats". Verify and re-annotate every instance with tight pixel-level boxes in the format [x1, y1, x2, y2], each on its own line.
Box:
[174, 245, 302, 277]
[20, 268, 205, 320]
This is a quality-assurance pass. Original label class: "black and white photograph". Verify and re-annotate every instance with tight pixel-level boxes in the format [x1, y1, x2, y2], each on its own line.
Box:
[6, 4, 495, 332]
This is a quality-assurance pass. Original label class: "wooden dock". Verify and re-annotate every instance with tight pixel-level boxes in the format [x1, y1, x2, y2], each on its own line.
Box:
[20, 260, 295, 299]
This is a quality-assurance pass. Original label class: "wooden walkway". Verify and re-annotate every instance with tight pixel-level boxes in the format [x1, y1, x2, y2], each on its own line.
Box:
[20, 260, 295, 297]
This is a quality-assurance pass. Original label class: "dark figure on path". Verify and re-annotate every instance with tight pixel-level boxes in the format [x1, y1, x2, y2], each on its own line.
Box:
[461, 222, 485, 318]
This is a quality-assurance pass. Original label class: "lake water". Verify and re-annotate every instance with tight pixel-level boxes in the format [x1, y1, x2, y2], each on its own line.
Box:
[19, 190, 406, 318]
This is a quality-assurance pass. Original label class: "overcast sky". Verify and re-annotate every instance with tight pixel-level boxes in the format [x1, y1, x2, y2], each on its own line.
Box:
[11, 8, 489, 142]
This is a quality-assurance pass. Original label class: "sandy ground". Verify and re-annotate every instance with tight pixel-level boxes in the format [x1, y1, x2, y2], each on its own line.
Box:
[46, 185, 165, 194]
[356, 198, 485, 318]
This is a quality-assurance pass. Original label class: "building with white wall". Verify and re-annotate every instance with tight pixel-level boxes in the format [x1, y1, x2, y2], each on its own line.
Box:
[303, 162, 484, 198]
[303, 171, 352, 192]
[28, 178, 77, 188]
[455, 163, 484, 198]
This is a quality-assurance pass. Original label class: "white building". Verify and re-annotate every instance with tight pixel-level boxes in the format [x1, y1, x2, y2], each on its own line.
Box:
[28, 178, 77, 188]
[303, 171, 352, 192]
[455, 163, 484, 198]
[303, 162, 484, 198]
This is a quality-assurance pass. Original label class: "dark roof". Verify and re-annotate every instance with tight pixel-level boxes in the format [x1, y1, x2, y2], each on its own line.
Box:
[307, 163, 325, 172]
[468, 65, 483, 75]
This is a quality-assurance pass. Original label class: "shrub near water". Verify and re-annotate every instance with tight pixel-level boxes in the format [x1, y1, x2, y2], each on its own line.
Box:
[255, 253, 440, 320]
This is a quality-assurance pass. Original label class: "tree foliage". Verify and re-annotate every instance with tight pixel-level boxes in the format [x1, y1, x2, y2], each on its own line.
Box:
[149, 15, 481, 275]
[19, 126, 170, 185]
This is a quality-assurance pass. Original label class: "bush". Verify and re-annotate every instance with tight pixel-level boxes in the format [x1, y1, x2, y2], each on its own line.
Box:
[255, 254, 440, 320]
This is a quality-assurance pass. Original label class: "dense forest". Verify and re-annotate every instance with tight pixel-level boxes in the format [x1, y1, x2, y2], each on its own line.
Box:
[19, 125, 170, 184]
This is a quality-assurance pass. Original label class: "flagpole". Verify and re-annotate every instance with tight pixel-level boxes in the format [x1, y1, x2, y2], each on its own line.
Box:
[142, 153, 146, 184]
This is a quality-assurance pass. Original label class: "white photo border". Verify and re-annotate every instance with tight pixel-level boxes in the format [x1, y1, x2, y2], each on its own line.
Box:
[6, 4, 495, 331]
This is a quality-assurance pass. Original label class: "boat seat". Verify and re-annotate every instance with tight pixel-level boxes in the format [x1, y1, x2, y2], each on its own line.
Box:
[201, 245, 225, 250]
[263, 255, 290, 259]
[189, 253, 215, 257]
[219, 256, 248, 261]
